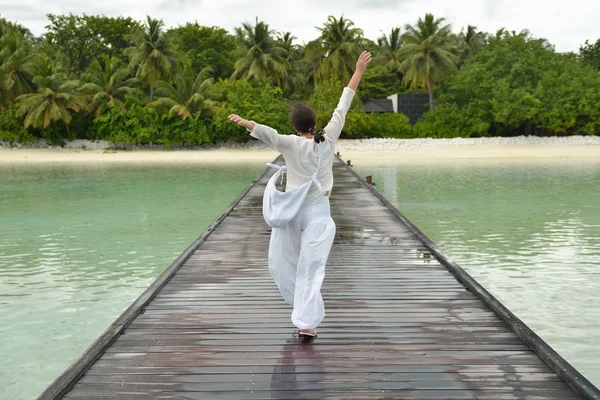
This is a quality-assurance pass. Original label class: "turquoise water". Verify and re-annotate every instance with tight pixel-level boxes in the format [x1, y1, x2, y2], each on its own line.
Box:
[0, 163, 264, 400]
[1, 159, 599, 399]
[354, 160, 600, 387]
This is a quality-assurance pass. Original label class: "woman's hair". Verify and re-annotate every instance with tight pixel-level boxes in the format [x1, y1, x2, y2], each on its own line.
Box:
[289, 103, 325, 143]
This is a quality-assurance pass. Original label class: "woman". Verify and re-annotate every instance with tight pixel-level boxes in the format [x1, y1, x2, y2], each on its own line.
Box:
[228, 51, 372, 341]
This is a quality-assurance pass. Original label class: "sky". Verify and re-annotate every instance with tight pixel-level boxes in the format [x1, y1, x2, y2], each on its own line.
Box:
[1, 0, 599, 52]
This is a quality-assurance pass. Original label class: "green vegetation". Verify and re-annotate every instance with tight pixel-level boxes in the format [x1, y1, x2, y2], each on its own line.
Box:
[399, 13, 457, 110]
[0, 14, 599, 146]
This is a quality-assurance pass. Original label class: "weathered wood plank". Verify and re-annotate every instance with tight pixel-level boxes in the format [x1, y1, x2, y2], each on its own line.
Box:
[63, 388, 582, 400]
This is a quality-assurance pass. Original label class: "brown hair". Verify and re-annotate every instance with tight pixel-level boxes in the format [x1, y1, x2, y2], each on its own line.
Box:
[289, 103, 325, 143]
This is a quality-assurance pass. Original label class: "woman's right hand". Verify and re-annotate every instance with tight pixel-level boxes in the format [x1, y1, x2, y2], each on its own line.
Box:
[228, 114, 255, 131]
[355, 51, 372, 75]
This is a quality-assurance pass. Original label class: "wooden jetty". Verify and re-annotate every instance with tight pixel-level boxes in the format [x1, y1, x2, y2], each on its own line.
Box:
[40, 156, 600, 400]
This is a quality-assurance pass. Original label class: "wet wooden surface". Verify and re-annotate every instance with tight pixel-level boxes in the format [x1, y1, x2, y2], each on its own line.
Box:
[62, 157, 581, 400]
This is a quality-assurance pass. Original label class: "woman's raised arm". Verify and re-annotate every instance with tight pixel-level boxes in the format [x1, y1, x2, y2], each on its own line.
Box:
[324, 51, 372, 142]
[347, 51, 372, 91]
[228, 114, 294, 152]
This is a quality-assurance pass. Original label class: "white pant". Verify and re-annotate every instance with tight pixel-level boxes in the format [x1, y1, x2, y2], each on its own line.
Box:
[268, 197, 336, 329]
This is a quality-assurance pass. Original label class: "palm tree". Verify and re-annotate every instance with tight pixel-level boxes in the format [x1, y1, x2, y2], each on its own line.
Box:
[302, 39, 326, 89]
[400, 13, 458, 110]
[80, 55, 141, 117]
[317, 15, 363, 83]
[275, 31, 311, 97]
[0, 18, 33, 40]
[232, 18, 290, 86]
[148, 67, 214, 120]
[127, 16, 178, 101]
[15, 75, 87, 129]
[377, 27, 403, 75]
[458, 25, 487, 63]
[277, 31, 298, 56]
[0, 27, 36, 108]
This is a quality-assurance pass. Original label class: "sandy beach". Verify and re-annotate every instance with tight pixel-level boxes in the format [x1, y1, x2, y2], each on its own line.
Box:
[1, 137, 599, 165]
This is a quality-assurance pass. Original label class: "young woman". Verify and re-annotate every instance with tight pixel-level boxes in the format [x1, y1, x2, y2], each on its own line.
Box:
[228, 51, 372, 341]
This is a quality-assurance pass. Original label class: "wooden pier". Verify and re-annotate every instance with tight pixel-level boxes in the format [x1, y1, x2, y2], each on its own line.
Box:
[40, 157, 599, 400]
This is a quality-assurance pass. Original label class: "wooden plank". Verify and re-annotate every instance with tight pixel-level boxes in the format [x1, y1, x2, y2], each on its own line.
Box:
[62, 388, 582, 400]
[78, 371, 564, 383]
[79, 364, 564, 376]
[65, 380, 573, 394]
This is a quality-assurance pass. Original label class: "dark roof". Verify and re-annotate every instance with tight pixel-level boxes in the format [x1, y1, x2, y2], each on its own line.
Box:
[362, 98, 394, 113]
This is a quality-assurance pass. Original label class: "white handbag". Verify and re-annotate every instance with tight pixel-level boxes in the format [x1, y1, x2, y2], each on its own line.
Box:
[262, 143, 324, 228]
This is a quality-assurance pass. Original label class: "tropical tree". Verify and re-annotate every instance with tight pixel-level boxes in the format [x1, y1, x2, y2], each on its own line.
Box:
[0, 17, 33, 40]
[317, 15, 364, 83]
[302, 39, 326, 89]
[580, 38, 600, 70]
[15, 75, 87, 129]
[431, 33, 600, 136]
[232, 18, 290, 86]
[377, 27, 403, 75]
[1, 31, 37, 108]
[274, 31, 311, 97]
[127, 16, 178, 101]
[400, 13, 458, 110]
[457, 25, 487, 64]
[169, 23, 237, 80]
[148, 67, 214, 119]
[44, 14, 141, 73]
[494, 28, 553, 50]
[80, 55, 141, 117]
[277, 32, 298, 55]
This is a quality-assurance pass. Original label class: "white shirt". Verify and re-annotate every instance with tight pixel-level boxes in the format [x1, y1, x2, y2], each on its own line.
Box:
[250, 87, 355, 205]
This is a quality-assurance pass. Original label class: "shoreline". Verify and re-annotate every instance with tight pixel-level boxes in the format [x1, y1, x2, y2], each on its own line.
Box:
[1, 137, 599, 165]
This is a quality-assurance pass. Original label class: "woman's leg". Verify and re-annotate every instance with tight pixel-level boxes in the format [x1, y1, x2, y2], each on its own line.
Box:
[291, 215, 336, 329]
[268, 223, 302, 306]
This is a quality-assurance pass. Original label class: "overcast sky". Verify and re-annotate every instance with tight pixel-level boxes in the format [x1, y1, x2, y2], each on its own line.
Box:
[1, 0, 599, 52]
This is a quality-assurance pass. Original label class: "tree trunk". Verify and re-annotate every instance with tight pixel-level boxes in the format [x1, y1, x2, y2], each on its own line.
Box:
[427, 78, 435, 111]
[150, 85, 154, 102]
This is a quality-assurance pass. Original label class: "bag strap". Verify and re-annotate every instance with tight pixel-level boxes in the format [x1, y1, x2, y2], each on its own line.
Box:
[266, 142, 324, 190]
[266, 163, 287, 185]
[311, 142, 324, 191]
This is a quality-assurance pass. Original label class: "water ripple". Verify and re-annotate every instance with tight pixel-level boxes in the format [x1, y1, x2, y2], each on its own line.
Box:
[0, 162, 265, 400]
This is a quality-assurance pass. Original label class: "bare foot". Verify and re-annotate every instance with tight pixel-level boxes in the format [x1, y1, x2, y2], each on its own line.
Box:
[299, 329, 317, 336]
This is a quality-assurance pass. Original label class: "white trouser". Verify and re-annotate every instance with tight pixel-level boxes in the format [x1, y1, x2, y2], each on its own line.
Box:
[268, 197, 336, 329]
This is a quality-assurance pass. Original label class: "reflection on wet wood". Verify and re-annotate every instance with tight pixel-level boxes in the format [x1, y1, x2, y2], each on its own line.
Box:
[48, 157, 588, 399]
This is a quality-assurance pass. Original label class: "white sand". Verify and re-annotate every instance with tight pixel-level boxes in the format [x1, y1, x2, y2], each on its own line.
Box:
[0, 147, 280, 164]
[1, 137, 599, 165]
[339, 145, 600, 165]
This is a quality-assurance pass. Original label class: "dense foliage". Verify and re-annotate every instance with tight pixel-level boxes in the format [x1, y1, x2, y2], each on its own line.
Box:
[0, 14, 599, 146]
[580, 39, 600, 70]
[415, 33, 600, 137]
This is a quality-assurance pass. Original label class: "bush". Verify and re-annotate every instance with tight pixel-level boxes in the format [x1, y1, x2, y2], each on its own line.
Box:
[93, 103, 210, 146]
[210, 79, 290, 142]
[0, 106, 36, 145]
[344, 111, 413, 138]
[412, 104, 489, 138]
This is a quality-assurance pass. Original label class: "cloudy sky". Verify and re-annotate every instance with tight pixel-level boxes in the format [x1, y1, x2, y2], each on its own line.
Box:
[1, 0, 599, 52]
